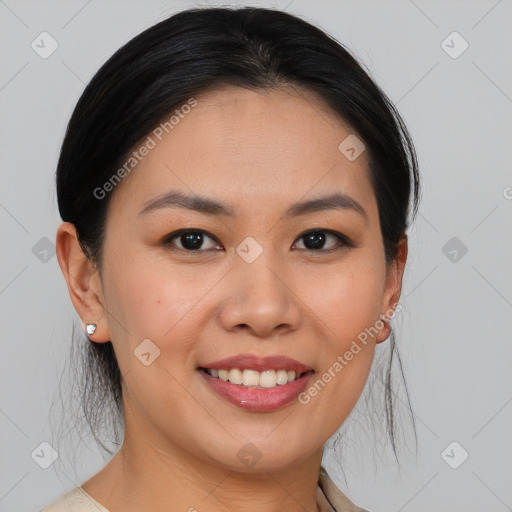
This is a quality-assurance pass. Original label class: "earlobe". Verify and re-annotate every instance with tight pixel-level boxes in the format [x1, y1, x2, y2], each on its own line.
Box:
[376, 314, 391, 344]
[56, 222, 111, 343]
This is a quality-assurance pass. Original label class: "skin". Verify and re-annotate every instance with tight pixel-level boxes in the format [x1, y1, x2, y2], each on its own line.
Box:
[56, 85, 407, 512]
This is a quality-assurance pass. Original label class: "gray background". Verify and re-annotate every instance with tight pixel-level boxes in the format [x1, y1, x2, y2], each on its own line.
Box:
[1, 1, 511, 511]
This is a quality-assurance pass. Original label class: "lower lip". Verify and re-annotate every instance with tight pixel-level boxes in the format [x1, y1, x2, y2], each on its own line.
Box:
[198, 369, 314, 412]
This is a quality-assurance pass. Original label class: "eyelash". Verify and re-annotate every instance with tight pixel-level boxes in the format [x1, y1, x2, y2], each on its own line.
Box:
[161, 229, 355, 254]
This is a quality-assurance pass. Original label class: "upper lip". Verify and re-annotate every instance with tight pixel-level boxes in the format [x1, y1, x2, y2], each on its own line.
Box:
[199, 353, 313, 374]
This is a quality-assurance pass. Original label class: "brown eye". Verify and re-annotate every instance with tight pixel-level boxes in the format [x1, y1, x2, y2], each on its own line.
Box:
[163, 230, 221, 251]
[293, 230, 354, 252]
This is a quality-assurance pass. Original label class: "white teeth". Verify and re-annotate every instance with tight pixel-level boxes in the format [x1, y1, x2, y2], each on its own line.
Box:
[228, 368, 243, 385]
[276, 369, 288, 385]
[204, 367, 304, 388]
[242, 369, 260, 386]
[260, 370, 276, 388]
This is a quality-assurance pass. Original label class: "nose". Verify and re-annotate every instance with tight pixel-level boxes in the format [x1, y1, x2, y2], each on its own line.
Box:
[217, 248, 302, 338]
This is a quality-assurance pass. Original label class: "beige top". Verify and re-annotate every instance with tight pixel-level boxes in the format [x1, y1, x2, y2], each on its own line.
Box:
[40, 466, 369, 512]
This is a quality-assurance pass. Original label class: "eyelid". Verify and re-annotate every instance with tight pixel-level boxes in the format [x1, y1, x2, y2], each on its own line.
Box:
[292, 229, 355, 251]
[162, 228, 355, 253]
[162, 229, 222, 251]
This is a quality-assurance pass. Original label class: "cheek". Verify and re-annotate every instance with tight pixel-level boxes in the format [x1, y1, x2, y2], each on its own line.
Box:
[102, 257, 207, 420]
[102, 248, 223, 374]
[104, 241, 197, 327]
[295, 255, 385, 407]
[300, 255, 385, 344]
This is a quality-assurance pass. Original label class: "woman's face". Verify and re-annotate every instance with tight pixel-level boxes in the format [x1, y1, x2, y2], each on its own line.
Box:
[74, 86, 405, 472]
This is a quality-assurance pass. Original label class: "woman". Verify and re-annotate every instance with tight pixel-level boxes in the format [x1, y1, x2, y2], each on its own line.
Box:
[42, 5, 419, 511]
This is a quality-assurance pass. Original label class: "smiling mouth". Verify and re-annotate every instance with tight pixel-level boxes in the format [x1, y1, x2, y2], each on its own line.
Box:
[198, 367, 313, 389]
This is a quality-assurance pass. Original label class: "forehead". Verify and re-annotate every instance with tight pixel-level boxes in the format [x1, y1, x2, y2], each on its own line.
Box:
[108, 85, 377, 220]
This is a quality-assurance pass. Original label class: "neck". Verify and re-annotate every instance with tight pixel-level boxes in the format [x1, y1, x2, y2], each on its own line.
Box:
[82, 406, 324, 512]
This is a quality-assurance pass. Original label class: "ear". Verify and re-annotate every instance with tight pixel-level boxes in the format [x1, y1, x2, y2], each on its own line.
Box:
[376, 235, 408, 344]
[56, 222, 111, 343]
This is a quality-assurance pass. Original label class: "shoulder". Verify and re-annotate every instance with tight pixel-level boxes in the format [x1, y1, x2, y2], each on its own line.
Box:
[40, 486, 110, 512]
[318, 466, 371, 512]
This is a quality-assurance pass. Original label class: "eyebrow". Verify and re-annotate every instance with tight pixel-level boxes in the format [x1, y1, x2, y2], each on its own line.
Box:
[138, 190, 367, 221]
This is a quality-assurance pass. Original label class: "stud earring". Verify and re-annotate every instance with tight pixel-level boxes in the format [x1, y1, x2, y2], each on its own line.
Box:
[85, 323, 97, 335]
